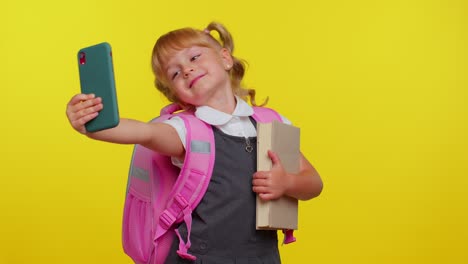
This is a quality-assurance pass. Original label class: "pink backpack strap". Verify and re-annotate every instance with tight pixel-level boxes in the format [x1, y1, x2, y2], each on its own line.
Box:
[160, 103, 182, 116]
[252, 106, 297, 245]
[153, 109, 215, 261]
[252, 106, 282, 123]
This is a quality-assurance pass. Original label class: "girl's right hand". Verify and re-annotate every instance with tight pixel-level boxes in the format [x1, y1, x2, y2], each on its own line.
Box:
[66, 93, 103, 134]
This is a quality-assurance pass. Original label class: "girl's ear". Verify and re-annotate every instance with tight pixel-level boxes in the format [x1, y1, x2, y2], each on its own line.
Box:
[219, 48, 234, 69]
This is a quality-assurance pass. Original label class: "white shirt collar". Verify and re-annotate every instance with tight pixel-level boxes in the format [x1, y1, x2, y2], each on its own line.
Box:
[195, 96, 254, 126]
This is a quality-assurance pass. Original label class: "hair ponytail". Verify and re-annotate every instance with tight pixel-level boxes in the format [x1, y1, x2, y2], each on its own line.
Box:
[204, 22, 267, 106]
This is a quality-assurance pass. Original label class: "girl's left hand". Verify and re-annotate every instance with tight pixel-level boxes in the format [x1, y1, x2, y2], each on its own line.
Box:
[252, 150, 292, 201]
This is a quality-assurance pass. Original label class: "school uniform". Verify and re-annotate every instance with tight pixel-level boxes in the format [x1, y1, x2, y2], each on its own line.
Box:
[163, 97, 289, 264]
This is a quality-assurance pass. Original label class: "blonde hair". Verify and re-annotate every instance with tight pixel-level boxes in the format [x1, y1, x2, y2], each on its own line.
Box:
[151, 22, 267, 108]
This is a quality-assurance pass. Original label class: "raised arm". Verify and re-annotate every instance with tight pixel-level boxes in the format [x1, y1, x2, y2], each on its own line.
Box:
[66, 93, 185, 159]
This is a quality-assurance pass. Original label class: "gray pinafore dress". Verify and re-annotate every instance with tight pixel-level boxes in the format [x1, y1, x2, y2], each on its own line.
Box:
[165, 121, 281, 264]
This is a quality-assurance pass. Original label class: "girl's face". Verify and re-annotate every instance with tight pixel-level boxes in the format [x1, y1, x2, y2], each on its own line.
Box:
[164, 46, 233, 107]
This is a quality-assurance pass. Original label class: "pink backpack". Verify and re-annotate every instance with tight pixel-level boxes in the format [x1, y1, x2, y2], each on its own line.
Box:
[122, 103, 294, 264]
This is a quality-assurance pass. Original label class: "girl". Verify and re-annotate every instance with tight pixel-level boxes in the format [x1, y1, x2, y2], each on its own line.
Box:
[66, 22, 323, 264]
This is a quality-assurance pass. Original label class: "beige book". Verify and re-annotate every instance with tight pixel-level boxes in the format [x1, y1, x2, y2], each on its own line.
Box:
[256, 120, 300, 230]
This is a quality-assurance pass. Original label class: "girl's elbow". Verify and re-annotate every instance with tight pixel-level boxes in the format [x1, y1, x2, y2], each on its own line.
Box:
[301, 176, 324, 201]
[313, 179, 324, 198]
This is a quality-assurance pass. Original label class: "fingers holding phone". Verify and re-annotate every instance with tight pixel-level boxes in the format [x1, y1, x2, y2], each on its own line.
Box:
[66, 93, 103, 134]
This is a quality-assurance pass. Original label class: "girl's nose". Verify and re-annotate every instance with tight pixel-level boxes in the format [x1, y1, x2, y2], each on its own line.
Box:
[183, 67, 194, 78]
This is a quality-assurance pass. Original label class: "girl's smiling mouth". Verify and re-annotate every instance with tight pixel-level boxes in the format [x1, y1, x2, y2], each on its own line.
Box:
[189, 74, 206, 88]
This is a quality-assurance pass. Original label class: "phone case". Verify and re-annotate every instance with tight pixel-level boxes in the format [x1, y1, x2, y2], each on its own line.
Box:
[77, 42, 119, 132]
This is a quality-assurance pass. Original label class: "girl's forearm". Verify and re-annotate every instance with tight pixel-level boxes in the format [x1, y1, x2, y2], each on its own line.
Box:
[85, 118, 184, 158]
[285, 170, 323, 200]
[85, 118, 148, 144]
[285, 154, 323, 200]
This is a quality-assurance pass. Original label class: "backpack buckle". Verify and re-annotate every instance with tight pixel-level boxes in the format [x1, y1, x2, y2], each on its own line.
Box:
[174, 194, 189, 210]
[159, 210, 176, 230]
[159, 195, 189, 229]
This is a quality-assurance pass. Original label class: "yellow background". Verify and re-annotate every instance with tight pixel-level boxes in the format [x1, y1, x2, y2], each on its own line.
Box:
[2, 0, 467, 263]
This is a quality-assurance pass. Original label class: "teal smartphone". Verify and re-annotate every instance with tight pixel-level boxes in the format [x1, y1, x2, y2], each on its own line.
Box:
[77, 42, 119, 132]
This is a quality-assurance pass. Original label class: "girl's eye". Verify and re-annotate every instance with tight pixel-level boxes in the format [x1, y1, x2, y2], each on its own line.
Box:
[171, 71, 180, 80]
[191, 54, 201, 61]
